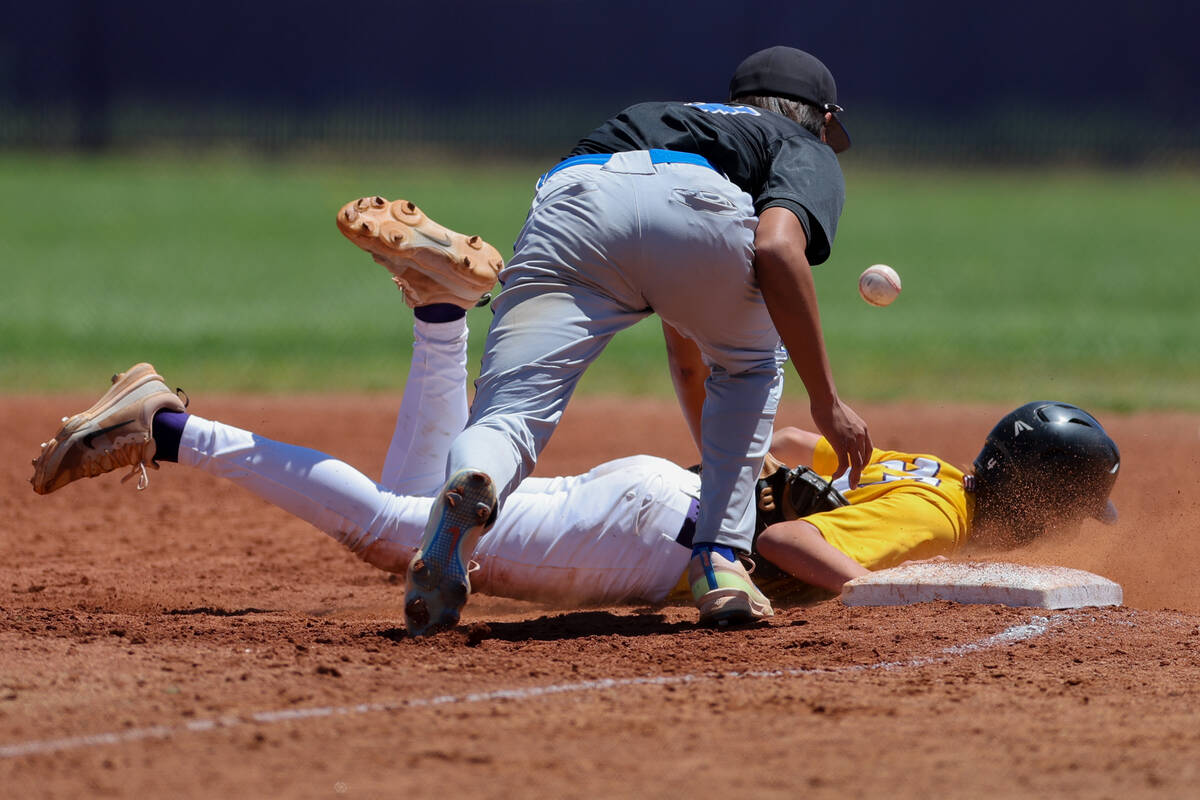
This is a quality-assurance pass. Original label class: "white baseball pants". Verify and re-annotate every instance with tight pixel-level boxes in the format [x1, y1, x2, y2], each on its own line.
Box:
[176, 317, 698, 605]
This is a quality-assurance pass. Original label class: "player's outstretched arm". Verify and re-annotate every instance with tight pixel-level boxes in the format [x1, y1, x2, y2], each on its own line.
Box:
[756, 519, 869, 593]
[769, 426, 821, 468]
[753, 207, 872, 486]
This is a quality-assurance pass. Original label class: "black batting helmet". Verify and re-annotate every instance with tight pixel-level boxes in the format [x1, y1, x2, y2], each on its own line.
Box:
[971, 402, 1120, 542]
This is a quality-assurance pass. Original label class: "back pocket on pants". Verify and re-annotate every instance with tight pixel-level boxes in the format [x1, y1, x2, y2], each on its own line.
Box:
[671, 187, 738, 214]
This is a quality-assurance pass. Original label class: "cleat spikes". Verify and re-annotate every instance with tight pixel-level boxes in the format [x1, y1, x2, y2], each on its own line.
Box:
[402, 469, 496, 636]
[405, 597, 430, 631]
[392, 201, 422, 223]
[336, 195, 503, 309]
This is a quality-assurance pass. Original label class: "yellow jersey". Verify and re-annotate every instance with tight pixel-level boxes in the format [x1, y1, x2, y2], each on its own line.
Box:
[807, 437, 971, 570]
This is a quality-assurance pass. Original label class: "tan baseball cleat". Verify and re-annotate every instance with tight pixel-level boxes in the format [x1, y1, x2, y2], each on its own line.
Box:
[336, 196, 504, 309]
[30, 363, 186, 494]
[689, 548, 775, 627]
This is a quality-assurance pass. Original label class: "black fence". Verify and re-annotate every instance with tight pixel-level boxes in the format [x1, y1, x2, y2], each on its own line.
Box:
[2, 0, 1196, 163]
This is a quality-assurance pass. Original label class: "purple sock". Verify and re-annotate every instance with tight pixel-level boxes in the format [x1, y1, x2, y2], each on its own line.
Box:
[151, 411, 189, 462]
[413, 304, 466, 323]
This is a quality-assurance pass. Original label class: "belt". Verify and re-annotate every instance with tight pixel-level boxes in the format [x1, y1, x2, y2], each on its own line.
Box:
[537, 149, 717, 189]
[675, 497, 701, 548]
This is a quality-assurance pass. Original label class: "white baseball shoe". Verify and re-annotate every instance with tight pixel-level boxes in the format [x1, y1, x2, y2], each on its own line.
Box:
[336, 196, 503, 309]
[30, 363, 187, 494]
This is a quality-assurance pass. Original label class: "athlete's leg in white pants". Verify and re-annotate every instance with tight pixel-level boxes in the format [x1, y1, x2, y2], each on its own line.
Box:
[380, 318, 471, 497]
[175, 317, 696, 604]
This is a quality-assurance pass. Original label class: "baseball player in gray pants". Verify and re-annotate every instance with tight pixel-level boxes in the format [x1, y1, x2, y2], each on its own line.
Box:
[393, 46, 874, 635]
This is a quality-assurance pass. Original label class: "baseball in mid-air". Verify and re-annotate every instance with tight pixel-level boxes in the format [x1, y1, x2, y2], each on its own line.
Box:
[858, 264, 902, 307]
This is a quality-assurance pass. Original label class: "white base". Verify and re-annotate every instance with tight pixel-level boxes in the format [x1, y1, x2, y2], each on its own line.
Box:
[840, 561, 1122, 609]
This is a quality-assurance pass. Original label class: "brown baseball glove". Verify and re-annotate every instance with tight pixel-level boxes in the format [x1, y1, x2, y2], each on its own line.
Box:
[755, 452, 849, 534]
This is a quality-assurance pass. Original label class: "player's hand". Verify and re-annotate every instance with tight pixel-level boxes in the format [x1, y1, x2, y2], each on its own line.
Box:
[810, 397, 872, 489]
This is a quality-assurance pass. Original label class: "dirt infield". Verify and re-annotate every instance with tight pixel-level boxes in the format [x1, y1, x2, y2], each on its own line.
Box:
[3, 394, 1199, 798]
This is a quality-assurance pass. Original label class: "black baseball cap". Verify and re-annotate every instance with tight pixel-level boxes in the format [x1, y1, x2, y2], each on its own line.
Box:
[728, 46, 851, 153]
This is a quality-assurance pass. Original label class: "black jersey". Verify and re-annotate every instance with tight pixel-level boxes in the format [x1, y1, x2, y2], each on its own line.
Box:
[568, 101, 845, 265]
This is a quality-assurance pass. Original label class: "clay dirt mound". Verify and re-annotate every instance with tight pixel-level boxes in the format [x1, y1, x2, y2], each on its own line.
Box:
[2, 395, 1199, 798]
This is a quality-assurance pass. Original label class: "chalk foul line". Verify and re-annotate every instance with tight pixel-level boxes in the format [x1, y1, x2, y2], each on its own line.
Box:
[1, 613, 1069, 759]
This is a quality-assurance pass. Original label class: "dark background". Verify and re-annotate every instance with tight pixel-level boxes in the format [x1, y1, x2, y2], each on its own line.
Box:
[1, 0, 1196, 162]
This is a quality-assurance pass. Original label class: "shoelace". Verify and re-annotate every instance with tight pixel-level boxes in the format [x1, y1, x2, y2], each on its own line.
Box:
[121, 461, 154, 491]
[102, 387, 189, 492]
[79, 434, 157, 491]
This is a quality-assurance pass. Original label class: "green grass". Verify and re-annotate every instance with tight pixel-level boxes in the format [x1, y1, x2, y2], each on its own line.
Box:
[816, 168, 1199, 410]
[1, 152, 1197, 411]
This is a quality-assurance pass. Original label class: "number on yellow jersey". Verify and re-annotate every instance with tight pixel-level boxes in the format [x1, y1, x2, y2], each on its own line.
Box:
[832, 457, 942, 493]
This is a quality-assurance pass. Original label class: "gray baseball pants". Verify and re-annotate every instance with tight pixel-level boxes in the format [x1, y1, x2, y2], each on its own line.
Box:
[448, 150, 786, 552]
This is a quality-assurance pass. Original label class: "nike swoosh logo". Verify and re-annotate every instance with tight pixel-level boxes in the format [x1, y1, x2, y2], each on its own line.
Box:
[82, 419, 134, 449]
[421, 228, 452, 247]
